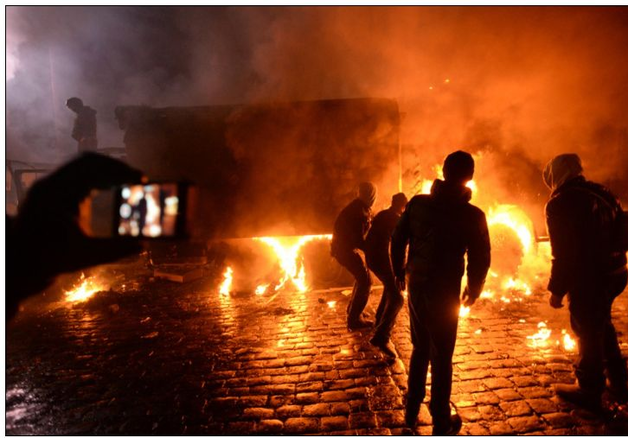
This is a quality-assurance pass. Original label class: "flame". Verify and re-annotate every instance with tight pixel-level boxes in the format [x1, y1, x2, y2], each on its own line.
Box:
[527, 322, 552, 347]
[487, 204, 534, 254]
[254, 234, 332, 292]
[327, 300, 337, 309]
[459, 305, 471, 318]
[219, 267, 233, 296]
[255, 284, 269, 296]
[64, 273, 104, 303]
[562, 329, 577, 351]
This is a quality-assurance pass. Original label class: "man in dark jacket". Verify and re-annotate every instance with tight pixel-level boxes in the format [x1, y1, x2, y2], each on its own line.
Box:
[391, 151, 491, 434]
[332, 182, 377, 330]
[366, 192, 408, 358]
[543, 153, 628, 409]
[66, 97, 98, 153]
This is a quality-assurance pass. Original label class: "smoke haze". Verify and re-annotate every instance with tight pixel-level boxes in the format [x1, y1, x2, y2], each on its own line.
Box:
[7, 6, 628, 203]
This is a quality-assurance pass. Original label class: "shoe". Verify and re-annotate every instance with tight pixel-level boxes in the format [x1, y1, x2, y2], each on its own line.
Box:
[608, 383, 628, 403]
[405, 398, 422, 428]
[370, 337, 398, 359]
[348, 317, 374, 330]
[555, 384, 602, 411]
[432, 413, 462, 436]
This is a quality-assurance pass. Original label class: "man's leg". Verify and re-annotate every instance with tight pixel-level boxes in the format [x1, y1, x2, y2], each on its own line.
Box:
[603, 272, 628, 396]
[405, 287, 430, 427]
[426, 294, 460, 432]
[371, 264, 404, 344]
[337, 251, 372, 327]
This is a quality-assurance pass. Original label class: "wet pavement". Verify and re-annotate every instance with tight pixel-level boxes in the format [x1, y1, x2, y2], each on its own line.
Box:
[6, 259, 628, 435]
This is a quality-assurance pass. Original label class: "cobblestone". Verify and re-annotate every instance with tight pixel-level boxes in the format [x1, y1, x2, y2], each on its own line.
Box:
[6, 263, 628, 434]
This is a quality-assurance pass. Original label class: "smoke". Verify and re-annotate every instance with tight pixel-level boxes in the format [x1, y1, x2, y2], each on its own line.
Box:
[7, 6, 628, 203]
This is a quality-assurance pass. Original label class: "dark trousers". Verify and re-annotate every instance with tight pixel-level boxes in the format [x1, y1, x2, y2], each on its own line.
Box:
[569, 270, 628, 395]
[334, 250, 372, 324]
[368, 256, 404, 342]
[407, 277, 460, 427]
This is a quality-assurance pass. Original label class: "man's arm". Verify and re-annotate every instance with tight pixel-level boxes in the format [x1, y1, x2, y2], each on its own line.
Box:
[545, 198, 578, 298]
[466, 209, 491, 302]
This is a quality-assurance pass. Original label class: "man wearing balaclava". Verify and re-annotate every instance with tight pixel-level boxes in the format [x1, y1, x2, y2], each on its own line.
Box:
[543, 153, 628, 409]
[391, 151, 491, 434]
[331, 182, 377, 330]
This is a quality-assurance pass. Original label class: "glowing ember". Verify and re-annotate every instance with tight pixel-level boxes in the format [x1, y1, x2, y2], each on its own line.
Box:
[527, 321, 552, 347]
[562, 329, 577, 351]
[327, 300, 337, 309]
[255, 284, 269, 296]
[459, 305, 471, 318]
[219, 267, 233, 296]
[254, 234, 332, 292]
[64, 273, 104, 303]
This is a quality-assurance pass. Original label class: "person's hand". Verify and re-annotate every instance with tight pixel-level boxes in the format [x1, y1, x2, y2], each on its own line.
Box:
[461, 286, 477, 306]
[8, 153, 145, 312]
[395, 275, 406, 292]
[549, 294, 564, 309]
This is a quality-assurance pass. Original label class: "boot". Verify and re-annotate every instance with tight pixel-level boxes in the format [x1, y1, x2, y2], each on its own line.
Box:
[405, 397, 422, 428]
[555, 384, 602, 411]
[347, 316, 374, 330]
[370, 337, 398, 359]
[432, 413, 462, 436]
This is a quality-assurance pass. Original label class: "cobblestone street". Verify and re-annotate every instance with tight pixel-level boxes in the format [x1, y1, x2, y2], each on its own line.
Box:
[6, 259, 628, 435]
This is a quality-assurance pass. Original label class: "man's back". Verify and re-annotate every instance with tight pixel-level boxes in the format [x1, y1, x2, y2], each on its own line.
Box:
[331, 198, 370, 255]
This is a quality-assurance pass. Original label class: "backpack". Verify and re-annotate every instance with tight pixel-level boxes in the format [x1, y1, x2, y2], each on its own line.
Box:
[576, 184, 628, 253]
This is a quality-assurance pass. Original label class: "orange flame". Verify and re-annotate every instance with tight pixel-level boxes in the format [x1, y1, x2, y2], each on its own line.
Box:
[219, 267, 233, 296]
[64, 273, 104, 303]
[562, 329, 577, 351]
[254, 234, 332, 292]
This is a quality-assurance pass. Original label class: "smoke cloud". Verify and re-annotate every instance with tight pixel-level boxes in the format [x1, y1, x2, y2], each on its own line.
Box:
[7, 6, 628, 209]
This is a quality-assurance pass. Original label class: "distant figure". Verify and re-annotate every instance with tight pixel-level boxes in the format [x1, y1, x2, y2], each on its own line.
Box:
[365, 192, 408, 358]
[392, 151, 491, 434]
[543, 153, 628, 410]
[332, 182, 377, 330]
[66, 97, 97, 153]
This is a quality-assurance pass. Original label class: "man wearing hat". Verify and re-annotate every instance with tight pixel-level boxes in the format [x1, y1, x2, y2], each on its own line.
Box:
[332, 182, 377, 330]
[392, 151, 491, 434]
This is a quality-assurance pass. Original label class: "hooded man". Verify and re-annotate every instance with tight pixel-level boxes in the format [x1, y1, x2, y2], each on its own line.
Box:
[66, 97, 98, 153]
[543, 153, 628, 409]
[391, 151, 491, 434]
[332, 182, 377, 330]
[365, 192, 408, 358]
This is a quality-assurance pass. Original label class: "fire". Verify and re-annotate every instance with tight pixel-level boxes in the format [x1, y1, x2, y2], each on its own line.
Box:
[459, 305, 470, 318]
[219, 267, 233, 296]
[64, 273, 104, 303]
[487, 205, 534, 254]
[527, 321, 552, 347]
[255, 284, 269, 296]
[254, 234, 332, 292]
[562, 329, 577, 351]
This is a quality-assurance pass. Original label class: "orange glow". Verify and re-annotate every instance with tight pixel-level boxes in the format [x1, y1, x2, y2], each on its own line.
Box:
[255, 284, 269, 296]
[219, 267, 233, 296]
[254, 234, 332, 292]
[459, 305, 471, 318]
[527, 322, 552, 347]
[487, 204, 534, 254]
[562, 329, 577, 351]
[64, 273, 104, 303]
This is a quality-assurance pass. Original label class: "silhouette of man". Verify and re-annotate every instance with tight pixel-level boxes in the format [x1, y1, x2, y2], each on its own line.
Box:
[332, 182, 377, 330]
[66, 97, 98, 153]
[366, 192, 408, 358]
[543, 153, 628, 409]
[392, 151, 490, 434]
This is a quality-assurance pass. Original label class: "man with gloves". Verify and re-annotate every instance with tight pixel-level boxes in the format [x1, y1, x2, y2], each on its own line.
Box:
[391, 151, 491, 434]
[332, 182, 377, 330]
[543, 153, 628, 409]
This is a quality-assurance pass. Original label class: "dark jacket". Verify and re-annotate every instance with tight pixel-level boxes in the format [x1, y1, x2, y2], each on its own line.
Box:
[331, 198, 371, 256]
[546, 176, 627, 297]
[72, 106, 97, 141]
[391, 179, 491, 299]
[365, 207, 401, 267]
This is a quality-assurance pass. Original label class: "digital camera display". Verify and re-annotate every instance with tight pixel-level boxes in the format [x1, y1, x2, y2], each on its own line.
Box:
[118, 183, 179, 237]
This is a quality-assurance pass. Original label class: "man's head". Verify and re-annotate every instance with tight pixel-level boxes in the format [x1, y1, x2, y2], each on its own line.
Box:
[543, 153, 583, 192]
[391, 192, 408, 214]
[66, 97, 84, 113]
[443, 151, 475, 185]
[357, 182, 377, 207]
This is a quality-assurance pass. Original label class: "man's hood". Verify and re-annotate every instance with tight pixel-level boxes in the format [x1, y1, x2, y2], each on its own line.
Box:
[543, 154, 583, 192]
[431, 179, 472, 204]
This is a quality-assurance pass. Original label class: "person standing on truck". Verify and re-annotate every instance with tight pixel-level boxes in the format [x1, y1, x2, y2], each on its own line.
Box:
[332, 182, 377, 330]
[543, 153, 628, 409]
[391, 151, 491, 434]
[365, 192, 408, 358]
[66, 97, 98, 153]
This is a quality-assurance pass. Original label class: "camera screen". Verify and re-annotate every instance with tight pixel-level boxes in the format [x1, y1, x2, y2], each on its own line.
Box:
[118, 183, 179, 237]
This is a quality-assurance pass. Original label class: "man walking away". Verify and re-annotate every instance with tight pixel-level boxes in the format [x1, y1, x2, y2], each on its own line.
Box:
[366, 192, 408, 358]
[543, 153, 628, 410]
[66, 97, 98, 153]
[332, 182, 377, 330]
[392, 151, 491, 435]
